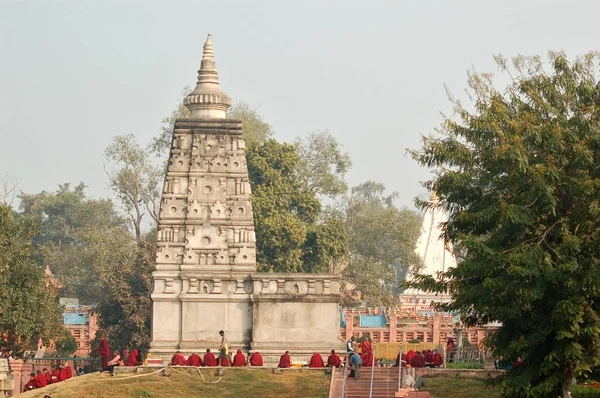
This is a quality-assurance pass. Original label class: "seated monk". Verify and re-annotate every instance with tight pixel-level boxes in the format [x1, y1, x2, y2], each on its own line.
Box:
[220, 355, 231, 367]
[309, 353, 325, 368]
[126, 348, 139, 366]
[51, 368, 59, 383]
[35, 370, 47, 387]
[432, 350, 443, 367]
[424, 350, 434, 366]
[232, 349, 246, 367]
[394, 352, 408, 367]
[249, 352, 263, 366]
[43, 368, 52, 385]
[203, 349, 217, 367]
[406, 350, 416, 364]
[186, 352, 202, 367]
[171, 350, 186, 366]
[410, 351, 426, 368]
[58, 364, 67, 381]
[23, 373, 41, 392]
[327, 350, 341, 368]
[65, 363, 73, 379]
[278, 351, 292, 368]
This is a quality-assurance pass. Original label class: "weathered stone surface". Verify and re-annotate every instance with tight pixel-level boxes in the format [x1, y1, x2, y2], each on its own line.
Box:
[150, 35, 344, 364]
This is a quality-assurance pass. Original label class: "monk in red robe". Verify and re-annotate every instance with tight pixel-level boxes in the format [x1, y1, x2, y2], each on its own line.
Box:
[249, 352, 263, 366]
[406, 350, 416, 364]
[327, 350, 341, 367]
[186, 352, 202, 366]
[424, 350, 434, 366]
[23, 373, 41, 392]
[360, 337, 374, 366]
[432, 350, 443, 367]
[43, 368, 52, 384]
[278, 351, 292, 368]
[171, 351, 186, 366]
[203, 349, 217, 367]
[410, 351, 425, 368]
[51, 368, 59, 383]
[35, 370, 47, 387]
[58, 364, 67, 381]
[309, 353, 325, 368]
[232, 349, 246, 367]
[126, 348, 139, 366]
[98, 336, 111, 371]
[65, 363, 73, 379]
[221, 355, 231, 366]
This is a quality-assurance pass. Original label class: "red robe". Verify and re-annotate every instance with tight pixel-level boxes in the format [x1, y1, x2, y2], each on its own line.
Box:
[66, 365, 73, 379]
[278, 353, 292, 368]
[410, 354, 425, 368]
[44, 371, 52, 384]
[59, 368, 67, 381]
[249, 352, 263, 366]
[327, 353, 341, 367]
[433, 353, 443, 367]
[406, 350, 416, 364]
[23, 377, 41, 391]
[51, 369, 59, 383]
[232, 349, 246, 367]
[171, 353, 186, 366]
[309, 353, 325, 368]
[126, 349, 139, 366]
[98, 338, 111, 370]
[220, 356, 231, 366]
[186, 353, 202, 367]
[203, 352, 217, 367]
[36, 373, 48, 387]
[360, 340, 375, 366]
[424, 351, 434, 364]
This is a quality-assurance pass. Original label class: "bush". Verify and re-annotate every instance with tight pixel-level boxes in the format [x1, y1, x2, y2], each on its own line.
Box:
[408, 339, 421, 344]
[573, 383, 600, 398]
[55, 330, 78, 357]
[446, 362, 483, 369]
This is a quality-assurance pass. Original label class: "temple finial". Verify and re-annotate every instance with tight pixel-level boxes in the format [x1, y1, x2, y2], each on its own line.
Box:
[183, 34, 232, 118]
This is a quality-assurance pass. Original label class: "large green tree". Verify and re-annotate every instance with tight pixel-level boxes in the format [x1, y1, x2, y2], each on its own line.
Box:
[343, 182, 422, 306]
[408, 52, 600, 398]
[0, 204, 63, 357]
[19, 183, 129, 304]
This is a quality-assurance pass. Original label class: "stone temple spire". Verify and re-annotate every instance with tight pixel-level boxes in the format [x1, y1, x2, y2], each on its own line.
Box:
[184, 34, 232, 118]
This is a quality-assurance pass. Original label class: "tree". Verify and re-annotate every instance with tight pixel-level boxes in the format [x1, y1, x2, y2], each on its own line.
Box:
[54, 329, 78, 357]
[92, 237, 155, 354]
[0, 204, 63, 357]
[104, 134, 162, 242]
[408, 52, 600, 398]
[343, 182, 422, 306]
[150, 86, 192, 158]
[19, 183, 129, 305]
[294, 130, 352, 198]
[227, 102, 274, 146]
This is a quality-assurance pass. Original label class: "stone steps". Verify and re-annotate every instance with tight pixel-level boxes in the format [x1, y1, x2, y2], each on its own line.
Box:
[330, 367, 402, 398]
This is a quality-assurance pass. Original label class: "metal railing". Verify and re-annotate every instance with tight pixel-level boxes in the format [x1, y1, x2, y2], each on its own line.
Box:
[340, 354, 349, 398]
[397, 344, 403, 391]
[369, 343, 375, 398]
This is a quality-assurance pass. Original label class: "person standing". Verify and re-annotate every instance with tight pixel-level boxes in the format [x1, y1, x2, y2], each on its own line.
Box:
[98, 335, 111, 371]
[346, 336, 356, 354]
[218, 330, 228, 366]
[349, 353, 363, 380]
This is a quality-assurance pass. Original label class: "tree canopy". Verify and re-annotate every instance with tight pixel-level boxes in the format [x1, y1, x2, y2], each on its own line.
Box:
[408, 52, 600, 398]
[0, 204, 63, 357]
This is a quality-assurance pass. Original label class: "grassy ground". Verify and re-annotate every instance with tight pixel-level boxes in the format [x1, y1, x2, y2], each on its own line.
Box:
[422, 374, 502, 398]
[21, 368, 331, 398]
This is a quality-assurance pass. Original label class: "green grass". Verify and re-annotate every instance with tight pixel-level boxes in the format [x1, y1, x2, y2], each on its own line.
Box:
[422, 374, 502, 398]
[22, 368, 331, 398]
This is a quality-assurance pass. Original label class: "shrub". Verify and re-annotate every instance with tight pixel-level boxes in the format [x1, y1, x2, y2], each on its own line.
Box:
[573, 383, 600, 398]
[446, 362, 483, 369]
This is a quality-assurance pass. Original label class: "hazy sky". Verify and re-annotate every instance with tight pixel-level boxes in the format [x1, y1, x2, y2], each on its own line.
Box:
[1, 0, 598, 212]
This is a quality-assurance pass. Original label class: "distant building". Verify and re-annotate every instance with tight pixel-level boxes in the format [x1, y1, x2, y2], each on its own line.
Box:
[61, 299, 98, 356]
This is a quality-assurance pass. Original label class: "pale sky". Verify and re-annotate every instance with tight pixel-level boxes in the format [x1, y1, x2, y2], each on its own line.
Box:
[1, 0, 598, 212]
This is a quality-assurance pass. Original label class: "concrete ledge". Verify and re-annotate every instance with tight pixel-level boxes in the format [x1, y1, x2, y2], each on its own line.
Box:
[412, 368, 503, 379]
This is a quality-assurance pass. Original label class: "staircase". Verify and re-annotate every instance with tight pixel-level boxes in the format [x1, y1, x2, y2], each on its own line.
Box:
[329, 367, 401, 398]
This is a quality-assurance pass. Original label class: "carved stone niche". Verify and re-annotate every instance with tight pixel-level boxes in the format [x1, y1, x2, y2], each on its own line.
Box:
[200, 280, 213, 294]
[169, 152, 190, 172]
[156, 246, 183, 264]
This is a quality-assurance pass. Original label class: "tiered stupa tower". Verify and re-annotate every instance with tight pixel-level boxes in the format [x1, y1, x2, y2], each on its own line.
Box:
[151, 35, 344, 363]
[402, 192, 456, 303]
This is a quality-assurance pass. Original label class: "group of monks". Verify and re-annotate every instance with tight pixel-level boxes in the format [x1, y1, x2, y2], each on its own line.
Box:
[278, 349, 345, 368]
[23, 363, 74, 392]
[170, 349, 263, 367]
[98, 336, 141, 372]
[396, 349, 443, 368]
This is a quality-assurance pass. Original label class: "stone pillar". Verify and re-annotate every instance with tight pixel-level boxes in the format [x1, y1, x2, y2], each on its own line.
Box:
[389, 311, 397, 343]
[433, 314, 441, 345]
[345, 310, 354, 341]
[9, 360, 32, 395]
[0, 359, 13, 398]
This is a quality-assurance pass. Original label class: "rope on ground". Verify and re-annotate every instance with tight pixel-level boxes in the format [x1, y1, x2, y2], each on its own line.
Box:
[169, 365, 223, 384]
[95, 367, 167, 382]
